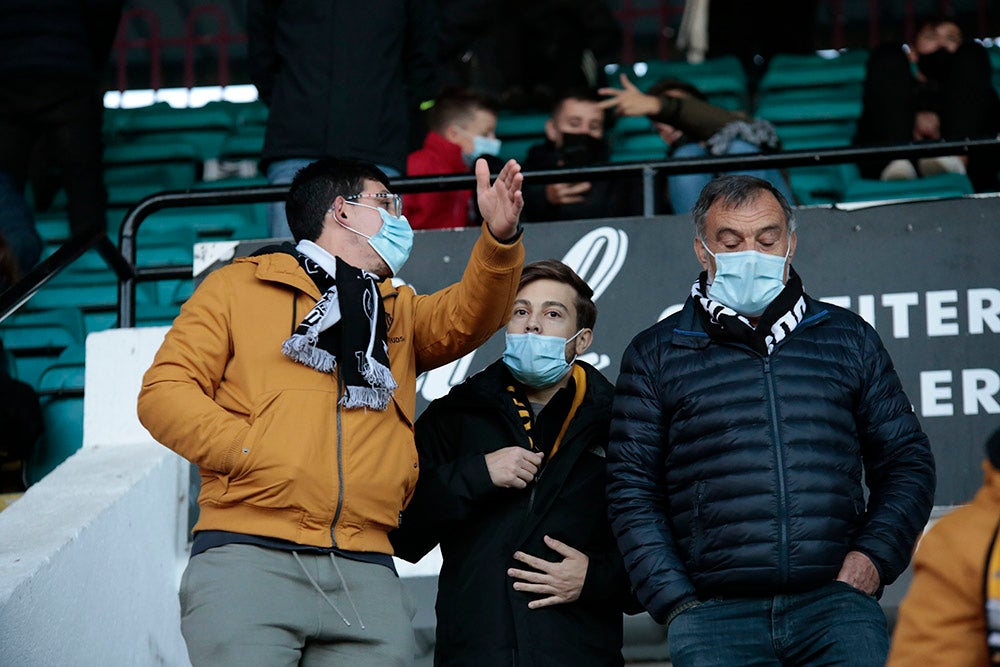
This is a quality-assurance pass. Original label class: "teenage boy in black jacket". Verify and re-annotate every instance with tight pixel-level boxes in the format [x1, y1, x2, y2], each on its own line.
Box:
[391, 259, 637, 666]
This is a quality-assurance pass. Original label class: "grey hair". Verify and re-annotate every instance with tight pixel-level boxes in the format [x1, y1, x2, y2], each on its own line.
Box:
[691, 174, 796, 242]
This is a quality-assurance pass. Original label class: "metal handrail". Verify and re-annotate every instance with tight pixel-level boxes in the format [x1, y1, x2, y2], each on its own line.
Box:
[1, 138, 997, 328]
[112, 137, 1000, 326]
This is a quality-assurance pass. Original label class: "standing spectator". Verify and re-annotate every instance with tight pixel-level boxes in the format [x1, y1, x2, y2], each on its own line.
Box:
[406, 89, 501, 231]
[599, 74, 795, 213]
[607, 174, 936, 666]
[854, 15, 1000, 192]
[248, 0, 438, 238]
[887, 425, 1000, 666]
[137, 156, 525, 665]
[704, 0, 820, 87]
[522, 89, 642, 222]
[0, 0, 122, 276]
[434, 0, 622, 111]
[391, 259, 637, 665]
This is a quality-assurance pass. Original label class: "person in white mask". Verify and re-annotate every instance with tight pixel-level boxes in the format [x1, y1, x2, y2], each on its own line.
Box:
[607, 174, 935, 667]
[138, 155, 526, 666]
[391, 259, 639, 666]
[406, 88, 502, 231]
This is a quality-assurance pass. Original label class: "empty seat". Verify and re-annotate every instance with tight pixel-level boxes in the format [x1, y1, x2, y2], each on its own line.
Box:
[24, 344, 86, 486]
[841, 172, 974, 203]
[0, 308, 87, 387]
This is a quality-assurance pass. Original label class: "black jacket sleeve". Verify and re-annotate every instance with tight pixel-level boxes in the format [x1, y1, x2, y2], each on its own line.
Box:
[390, 399, 498, 562]
[850, 321, 936, 586]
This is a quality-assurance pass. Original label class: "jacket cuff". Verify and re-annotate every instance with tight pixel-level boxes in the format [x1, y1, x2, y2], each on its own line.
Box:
[664, 597, 701, 627]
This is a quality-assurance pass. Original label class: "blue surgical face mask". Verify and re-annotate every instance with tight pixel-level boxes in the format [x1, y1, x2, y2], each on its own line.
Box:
[341, 202, 414, 276]
[702, 239, 790, 317]
[503, 330, 582, 388]
[472, 135, 502, 158]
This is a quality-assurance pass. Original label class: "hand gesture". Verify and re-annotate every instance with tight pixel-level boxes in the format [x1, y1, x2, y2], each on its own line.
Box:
[508, 535, 590, 608]
[545, 181, 591, 205]
[476, 158, 524, 241]
[485, 447, 543, 489]
[598, 74, 661, 117]
[836, 550, 880, 595]
[913, 111, 941, 141]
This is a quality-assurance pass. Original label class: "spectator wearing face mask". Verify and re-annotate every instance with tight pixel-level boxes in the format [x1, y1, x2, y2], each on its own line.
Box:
[854, 14, 1000, 192]
[406, 88, 502, 230]
[521, 89, 643, 223]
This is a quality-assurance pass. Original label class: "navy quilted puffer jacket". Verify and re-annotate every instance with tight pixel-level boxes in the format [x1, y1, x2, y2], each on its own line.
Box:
[607, 294, 936, 623]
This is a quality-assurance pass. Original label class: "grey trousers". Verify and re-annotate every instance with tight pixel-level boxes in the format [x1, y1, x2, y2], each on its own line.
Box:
[179, 543, 417, 666]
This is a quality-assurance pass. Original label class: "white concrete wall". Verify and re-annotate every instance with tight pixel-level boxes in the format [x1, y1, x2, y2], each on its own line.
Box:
[0, 327, 192, 667]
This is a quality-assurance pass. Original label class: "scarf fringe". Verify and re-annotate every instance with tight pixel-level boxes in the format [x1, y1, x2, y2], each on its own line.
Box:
[362, 358, 398, 392]
[282, 334, 337, 373]
[340, 385, 393, 410]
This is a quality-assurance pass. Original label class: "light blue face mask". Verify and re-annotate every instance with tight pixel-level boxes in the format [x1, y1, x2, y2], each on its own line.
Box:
[342, 202, 414, 276]
[503, 330, 581, 388]
[472, 135, 502, 158]
[702, 239, 790, 317]
[458, 128, 502, 166]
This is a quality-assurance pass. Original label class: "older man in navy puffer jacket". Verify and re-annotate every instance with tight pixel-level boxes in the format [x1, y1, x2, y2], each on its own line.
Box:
[607, 174, 935, 667]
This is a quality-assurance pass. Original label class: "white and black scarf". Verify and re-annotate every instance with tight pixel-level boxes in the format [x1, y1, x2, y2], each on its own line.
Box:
[282, 240, 396, 410]
[692, 267, 806, 355]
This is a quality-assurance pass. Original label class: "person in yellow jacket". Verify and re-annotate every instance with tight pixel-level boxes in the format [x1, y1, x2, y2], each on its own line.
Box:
[887, 426, 1000, 666]
[137, 156, 526, 666]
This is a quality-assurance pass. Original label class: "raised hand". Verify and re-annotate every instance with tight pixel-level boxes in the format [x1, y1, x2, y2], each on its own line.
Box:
[508, 535, 590, 608]
[476, 158, 524, 241]
[598, 73, 661, 117]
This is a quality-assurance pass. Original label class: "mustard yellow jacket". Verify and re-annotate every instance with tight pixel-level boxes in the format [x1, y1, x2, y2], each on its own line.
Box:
[887, 461, 1000, 666]
[137, 225, 523, 555]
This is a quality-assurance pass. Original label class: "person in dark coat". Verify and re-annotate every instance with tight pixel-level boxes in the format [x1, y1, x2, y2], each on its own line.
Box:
[391, 259, 638, 666]
[0, 0, 122, 276]
[607, 174, 936, 666]
[853, 14, 1000, 192]
[247, 0, 438, 237]
[521, 90, 642, 223]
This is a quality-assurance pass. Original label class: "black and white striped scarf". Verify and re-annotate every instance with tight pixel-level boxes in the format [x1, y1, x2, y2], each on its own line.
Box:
[692, 267, 806, 355]
[282, 240, 396, 410]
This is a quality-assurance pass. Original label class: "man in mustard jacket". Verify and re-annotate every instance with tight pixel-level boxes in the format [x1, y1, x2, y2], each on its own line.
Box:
[888, 426, 1000, 666]
[137, 156, 526, 666]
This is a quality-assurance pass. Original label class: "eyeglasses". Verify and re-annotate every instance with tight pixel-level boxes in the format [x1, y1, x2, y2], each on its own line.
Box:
[345, 192, 403, 218]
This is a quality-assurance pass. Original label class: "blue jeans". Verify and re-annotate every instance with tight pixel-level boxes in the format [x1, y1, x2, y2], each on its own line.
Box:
[266, 159, 402, 239]
[667, 139, 795, 214]
[667, 581, 889, 666]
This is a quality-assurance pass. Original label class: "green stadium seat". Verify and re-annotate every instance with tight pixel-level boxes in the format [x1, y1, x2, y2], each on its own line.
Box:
[757, 50, 869, 93]
[0, 308, 87, 387]
[24, 344, 86, 486]
[610, 133, 668, 163]
[496, 112, 549, 139]
[841, 172, 974, 203]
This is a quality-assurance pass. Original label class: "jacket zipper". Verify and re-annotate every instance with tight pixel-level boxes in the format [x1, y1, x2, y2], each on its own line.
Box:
[763, 357, 789, 583]
[330, 371, 345, 546]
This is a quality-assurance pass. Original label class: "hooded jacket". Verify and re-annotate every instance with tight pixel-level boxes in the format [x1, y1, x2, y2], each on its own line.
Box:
[608, 292, 936, 623]
[137, 225, 523, 555]
[887, 460, 1000, 666]
[391, 360, 635, 666]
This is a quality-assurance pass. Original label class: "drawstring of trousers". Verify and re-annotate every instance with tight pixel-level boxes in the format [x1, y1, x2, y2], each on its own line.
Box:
[291, 551, 366, 629]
